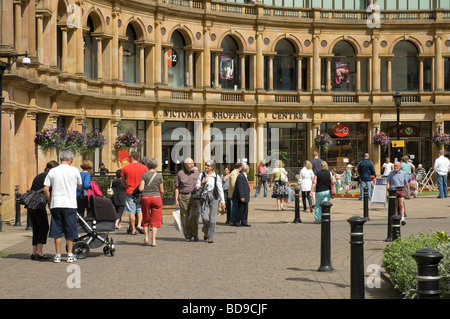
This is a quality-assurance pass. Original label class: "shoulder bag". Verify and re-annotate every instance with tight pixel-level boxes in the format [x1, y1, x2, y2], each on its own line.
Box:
[193, 172, 209, 202]
[107, 180, 114, 198]
[132, 172, 157, 205]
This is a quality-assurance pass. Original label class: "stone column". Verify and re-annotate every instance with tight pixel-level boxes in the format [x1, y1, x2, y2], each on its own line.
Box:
[163, 47, 169, 86]
[139, 45, 145, 85]
[372, 35, 380, 92]
[313, 35, 321, 92]
[188, 50, 194, 88]
[118, 40, 123, 81]
[240, 54, 246, 90]
[419, 57, 424, 92]
[36, 14, 44, 64]
[214, 52, 220, 88]
[256, 31, 264, 90]
[268, 56, 274, 91]
[111, 11, 119, 81]
[387, 58, 392, 92]
[326, 58, 331, 92]
[356, 58, 361, 93]
[203, 26, 211, 88]
[14, 1, 22, 55]
[435, 34, 443, 92]
[153, 120, 163, 168]
[96, 37, 103, 80]
[154, 21, 162, 85]
[297, 57, 302, 92]
[61, 27, 68, 72]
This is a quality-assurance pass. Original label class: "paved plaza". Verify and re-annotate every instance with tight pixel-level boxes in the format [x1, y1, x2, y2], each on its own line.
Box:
[0, 190, 449, 303]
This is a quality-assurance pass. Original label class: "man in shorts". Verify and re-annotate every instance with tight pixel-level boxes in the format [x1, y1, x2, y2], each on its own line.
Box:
[386, 161, 409, 225]
[121, 151, 148, 235]
[43, 150, 82, 263]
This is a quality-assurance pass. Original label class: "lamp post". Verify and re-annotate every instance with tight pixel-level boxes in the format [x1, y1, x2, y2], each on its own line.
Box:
[0, 52, 30, 182]
[393, 91, 402, 160]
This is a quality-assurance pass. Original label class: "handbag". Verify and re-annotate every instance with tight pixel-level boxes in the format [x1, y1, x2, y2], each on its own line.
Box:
[330, 172, 336, 198]
[132, 172, 157, 204]
[107, 180, 114, 198]
[20, 188, 42, 208]
[27, 192, 47, 210]
[280, 169, 288, 183]
[193, 172, 209, 202]
[79, 173, 89, 199]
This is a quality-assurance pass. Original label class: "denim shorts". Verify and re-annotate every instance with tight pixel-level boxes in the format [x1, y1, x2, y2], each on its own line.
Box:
[124, 193, 141, 214]
[48, 208, 78, 240]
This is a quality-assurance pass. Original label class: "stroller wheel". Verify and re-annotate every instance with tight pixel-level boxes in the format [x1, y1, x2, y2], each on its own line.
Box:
[73, 241, 90, 259]
[103, 238, 115, 256]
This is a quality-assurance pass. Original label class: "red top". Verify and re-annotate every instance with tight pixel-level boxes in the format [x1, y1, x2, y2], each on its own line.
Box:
[121, 162, 147, 194]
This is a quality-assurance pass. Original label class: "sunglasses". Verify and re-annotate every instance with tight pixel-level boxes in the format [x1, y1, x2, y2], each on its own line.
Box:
[205, 164, 211, 167]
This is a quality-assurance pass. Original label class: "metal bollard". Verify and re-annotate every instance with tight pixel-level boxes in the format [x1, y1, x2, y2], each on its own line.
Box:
[25, 210, 32, 230]
[363, 186, 369, 220]
[412, 248, 444, 299]
[14, 186, 22, 227]
[385, 187, 396, 242]
[391, 214, 402, 241]
[293, 187, 302, 224]
[318, 201, 333, 272]
[348, 216, 367, 299]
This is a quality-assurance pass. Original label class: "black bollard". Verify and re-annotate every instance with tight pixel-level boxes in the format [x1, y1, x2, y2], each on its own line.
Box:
[14, 186, 22, 227]
[363, 186, 369, 220]
[386, 187, 396, 242]
[25, 210, 32, 230]
[391, 214, 402, 241]
[318, 201, 333, 272]
[412, 248, 444, 299]
[293, 187, 301, 223]
[348, 216, 367, 299]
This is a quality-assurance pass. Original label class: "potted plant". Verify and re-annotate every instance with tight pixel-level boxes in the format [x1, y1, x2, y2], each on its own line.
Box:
[114, 132, 142, 150]
[34, 127, 85, 155]
[372, 132, 390, 150]
[247, 166, 255, 190]
[314, 133, 332, 152]
[431, 133, 450, 148]
[84, 131, 108, 153]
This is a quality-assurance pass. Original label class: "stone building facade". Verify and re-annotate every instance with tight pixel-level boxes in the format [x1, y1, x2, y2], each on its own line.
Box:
[1, 0, 449, 220]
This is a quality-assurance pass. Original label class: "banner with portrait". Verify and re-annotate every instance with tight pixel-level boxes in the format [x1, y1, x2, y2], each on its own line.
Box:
[335, 62, 350, 84]
[220, 56, 234, 80]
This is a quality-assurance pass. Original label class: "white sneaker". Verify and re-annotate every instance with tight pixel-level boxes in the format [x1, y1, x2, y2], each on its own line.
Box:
[53, 255, 61, 263]
[67, 254, 77, 263]
[401, 217, 406, 225]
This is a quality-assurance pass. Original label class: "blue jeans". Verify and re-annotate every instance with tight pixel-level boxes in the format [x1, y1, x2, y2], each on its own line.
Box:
[436, 173, 448, 198]
[229, 199, 238, 223]
[315, 190, 331, 221]
[255, 177, 268, 197]
[359, 180, 372, 200]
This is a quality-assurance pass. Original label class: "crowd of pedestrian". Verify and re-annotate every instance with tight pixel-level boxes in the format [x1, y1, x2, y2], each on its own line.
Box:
[24, 146, 449, 263]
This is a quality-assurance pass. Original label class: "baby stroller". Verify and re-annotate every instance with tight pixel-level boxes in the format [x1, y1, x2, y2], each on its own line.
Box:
[72, 196, 118, 259]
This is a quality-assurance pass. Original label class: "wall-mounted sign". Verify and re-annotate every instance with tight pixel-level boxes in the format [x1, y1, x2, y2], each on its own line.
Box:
[391, 140, 405, 147]
[333, 124, 350, 137]
[388, 125, 420, 138]
[167, 49, 178, 67]
[164, 110, 200, 119]
[271, 112, 303, 120]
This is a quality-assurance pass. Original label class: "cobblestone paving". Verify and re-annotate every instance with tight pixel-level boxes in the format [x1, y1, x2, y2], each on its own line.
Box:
[0, 193, 448, 301]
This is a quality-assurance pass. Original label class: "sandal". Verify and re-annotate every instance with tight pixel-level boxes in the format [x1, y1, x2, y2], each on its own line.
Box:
[136, 226, 145, 234]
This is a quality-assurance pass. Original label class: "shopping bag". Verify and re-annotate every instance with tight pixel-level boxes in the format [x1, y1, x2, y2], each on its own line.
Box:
[172, 209, 183, 233]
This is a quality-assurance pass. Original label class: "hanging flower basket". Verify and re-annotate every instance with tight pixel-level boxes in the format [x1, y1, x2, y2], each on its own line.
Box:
[115, 132, 141, 149]
[431, 133, 450, 147]
[314, 133, 332, 152]
[34, 128, 66, 154]
[372, 132, 390, 150]
[35, 127, 85, 155]
[85, 132, 108, 153]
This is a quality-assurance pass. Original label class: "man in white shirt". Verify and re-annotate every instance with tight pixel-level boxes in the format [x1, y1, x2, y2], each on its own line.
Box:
[382, 157, 394, 176]
[433, 149, 450, 199]
[43, 150, 82, 263]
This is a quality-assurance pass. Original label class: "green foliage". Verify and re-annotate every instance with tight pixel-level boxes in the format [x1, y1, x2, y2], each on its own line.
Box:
[247, 166, 255, 181]
[163, 175, 176, 198]
[382, 231, 450, 299]
[91, 176, 114, 197]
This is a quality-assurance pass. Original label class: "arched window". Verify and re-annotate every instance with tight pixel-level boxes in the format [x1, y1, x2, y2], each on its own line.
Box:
[219, 36, 240, 90]
[273, 39, 297, 91]
[168, 31, 187, 88]
[392, 41, 419, 92]
[331, 40, 356, 92]
[123, 25, 140, 84]
[84, 16, 97, 80]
